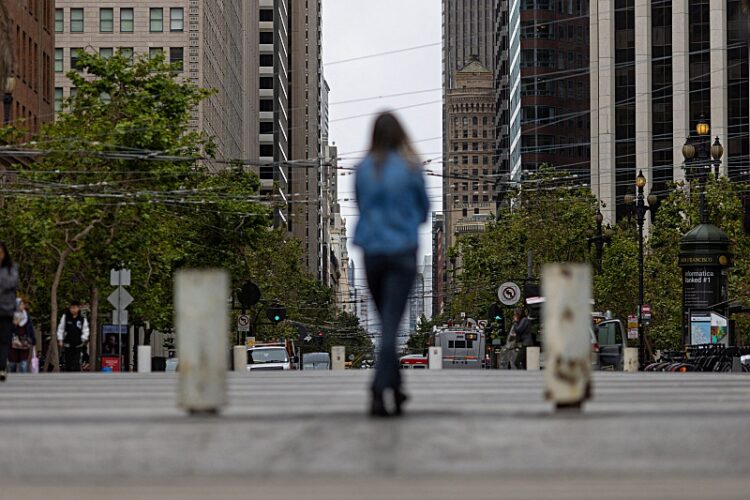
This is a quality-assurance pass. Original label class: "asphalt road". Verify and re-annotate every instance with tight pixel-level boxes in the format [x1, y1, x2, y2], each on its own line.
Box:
[1, 371, 749, 499]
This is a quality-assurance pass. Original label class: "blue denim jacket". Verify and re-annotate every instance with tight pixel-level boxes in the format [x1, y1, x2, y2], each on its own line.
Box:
[354, 152, 430, 255]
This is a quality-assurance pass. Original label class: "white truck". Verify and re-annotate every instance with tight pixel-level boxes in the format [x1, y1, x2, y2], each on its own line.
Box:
[246, 342, 295, 371]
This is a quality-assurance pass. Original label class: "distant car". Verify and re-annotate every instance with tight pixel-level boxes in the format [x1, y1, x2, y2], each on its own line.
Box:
[247, 344, 292, 371]
[594, 319, 627, 370]
[399, 354, 428, 369]
[303, 352, 331, 371]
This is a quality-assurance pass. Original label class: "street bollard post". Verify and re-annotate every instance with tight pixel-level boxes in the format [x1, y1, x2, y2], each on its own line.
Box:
[624, 348, 639, 372]
[429, 346, 443, 370]
[175, 269, 229, 415]
[542, 264, 593, 410]
[233, 346, 246, 373]
[137, 346, 152, 373]
[331, 346, 346, 370]
[526, 346, 541, 371]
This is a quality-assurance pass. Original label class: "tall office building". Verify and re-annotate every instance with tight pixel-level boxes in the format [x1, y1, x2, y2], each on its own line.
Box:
[288, 0, 324, 278]
[495, 1, 591, 183]
[3, 0, 54, 133]
[443, 0, 496, 92]
[444, 59, 497, 254]
[53, 1, 250, 164]
[590, 0, 748, 222]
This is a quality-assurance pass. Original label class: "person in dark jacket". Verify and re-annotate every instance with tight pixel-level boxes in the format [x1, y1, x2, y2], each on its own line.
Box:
[0, 242, 19, 382]
[511, 307, 533, 369]
[56, 301, 90, 372]
[354, 112, 430, 417]
[8, 298, 36, 373]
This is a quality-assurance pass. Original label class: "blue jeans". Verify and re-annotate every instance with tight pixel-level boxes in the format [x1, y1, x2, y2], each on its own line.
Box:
[8, 360, 29, 373]
[365, 251, 417, 393]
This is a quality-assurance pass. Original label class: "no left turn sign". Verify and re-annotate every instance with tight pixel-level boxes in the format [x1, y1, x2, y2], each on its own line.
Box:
[498, 282, 521, 306]
[237, 314, 250, 332]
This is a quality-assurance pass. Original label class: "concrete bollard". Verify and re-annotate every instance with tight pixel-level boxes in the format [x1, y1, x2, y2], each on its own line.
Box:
[175, 269, 229, 415]
[331, 346, 346, 370]
[429, 346, 443, 370]
[233, 346, 246, 372]
[623, 348, 639, 372]
[526, 346, 541, 371]
[137, 346, 152, 373]
[542, 264, 593, 410]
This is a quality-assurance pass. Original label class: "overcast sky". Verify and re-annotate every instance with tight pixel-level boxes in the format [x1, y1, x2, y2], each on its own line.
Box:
[322, 0, 443, 273]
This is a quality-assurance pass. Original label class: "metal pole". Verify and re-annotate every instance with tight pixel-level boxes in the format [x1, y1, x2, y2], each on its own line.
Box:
[638, 189, 645, 366]
[595, 220, 603, 273]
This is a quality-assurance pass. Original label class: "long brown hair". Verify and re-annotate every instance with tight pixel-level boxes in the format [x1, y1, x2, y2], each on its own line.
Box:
[368, 112, 420, 168]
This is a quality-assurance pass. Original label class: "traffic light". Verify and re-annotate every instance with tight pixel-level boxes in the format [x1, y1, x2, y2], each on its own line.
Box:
[488, 303, 503, 323]
[266, 303, 286, 325]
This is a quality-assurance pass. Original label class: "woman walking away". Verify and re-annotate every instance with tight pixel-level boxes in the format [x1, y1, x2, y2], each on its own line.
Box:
[354, 112, 430, 417]
[8, 298, 36, 373]
[0, 242, 19, 382]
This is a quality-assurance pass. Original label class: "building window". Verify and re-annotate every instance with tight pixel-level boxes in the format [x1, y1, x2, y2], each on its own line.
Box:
[260, 122, 274, 134]
[260, 99, 273, 111]
[259, 54, 273, 67]
[170, 8, 184, 32]
[120, 8, 134, 32]
[55, 9, 64, 32]
[259, 9, 273, 21]
[70, 8, 84, 33]
[100, 47, 113, 59]
[54, 87, 63, 113]
[100, 8, 113, 32]
[259, 144, 274, 157]
[70, 48, 82, 71]
[150, 8, 163, 32]
[169, 47, 184, 70]
[149, 47, 163, 60]
[54, 48, 63, 73]
[119, 47, 134, 61]
[260, 31, 273, 44]
[260, 77, 274, 89]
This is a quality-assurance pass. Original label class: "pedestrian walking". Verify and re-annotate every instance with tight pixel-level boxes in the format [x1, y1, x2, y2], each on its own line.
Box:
[0, 242, 19, 382]
[510, 307, 533, 369]
[354, 112, 430, 417]
[8, 298, 36, 373]
[56, 301, 89, 372]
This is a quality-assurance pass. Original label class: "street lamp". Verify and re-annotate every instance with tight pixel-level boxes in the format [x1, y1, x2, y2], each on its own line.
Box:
[588, 209, 612, 273]
[3, 76, 15, 125]
[681, 116, 724, 224]
[625, 170, 658, 365]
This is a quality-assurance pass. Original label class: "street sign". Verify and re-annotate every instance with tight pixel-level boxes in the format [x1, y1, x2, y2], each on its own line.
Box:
[641, 304, 652, 322]
[112, 309, 129, 326]
[237, 314, 250, 333]
[627, 314, 639, 340]
[477, 320, 488, 329]
[107, 287, 134, 310]
[498, 282, 521, 306]
[110, 268, 131, 287]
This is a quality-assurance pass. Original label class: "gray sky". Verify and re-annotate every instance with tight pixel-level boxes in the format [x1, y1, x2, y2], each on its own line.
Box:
[322, 0, 443, 272]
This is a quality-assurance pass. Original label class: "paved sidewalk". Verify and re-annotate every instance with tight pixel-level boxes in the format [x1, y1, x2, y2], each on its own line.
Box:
[1, 371, 748, 499]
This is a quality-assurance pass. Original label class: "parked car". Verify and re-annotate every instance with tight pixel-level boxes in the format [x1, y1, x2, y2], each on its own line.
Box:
[302, 352, 331, 370]
[594, 319, 627, 370]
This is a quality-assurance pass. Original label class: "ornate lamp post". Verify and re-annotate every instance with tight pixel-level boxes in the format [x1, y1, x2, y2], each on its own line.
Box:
[681, 116, 724, 224]
[3, 76, 15, 125]
[624, 171, 658, 365]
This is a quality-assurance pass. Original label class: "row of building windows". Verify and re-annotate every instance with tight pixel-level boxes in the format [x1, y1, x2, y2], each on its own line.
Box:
[521, 77, 588, 100]
[54, 46, 184, 72]
[520, 21, 587, 43]
[453, 128, 492, 139]
[54, 7, 183, 34]
[520, 49, 588, 70]
[451, 142, 494, 153]
[521, 0, 589, 15]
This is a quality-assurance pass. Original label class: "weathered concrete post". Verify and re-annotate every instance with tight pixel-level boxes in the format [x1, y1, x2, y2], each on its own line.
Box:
[233, 346, 246, 372]
[137, 346, 151, 373]
[542, 264, 593, 410]
[623, 347, 639, 373]
[331, 346, 346, 370]
[175, 270, 229, 415]
[526, 346, 541, 371]
[429, 346, 443, 370]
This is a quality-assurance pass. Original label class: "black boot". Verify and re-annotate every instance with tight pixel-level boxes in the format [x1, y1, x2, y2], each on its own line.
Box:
[369, 389, 389, 417]
[394, 388, 409, 416]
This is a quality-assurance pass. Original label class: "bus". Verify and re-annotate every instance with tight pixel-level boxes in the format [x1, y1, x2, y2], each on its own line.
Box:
[433, 327, 486, 369]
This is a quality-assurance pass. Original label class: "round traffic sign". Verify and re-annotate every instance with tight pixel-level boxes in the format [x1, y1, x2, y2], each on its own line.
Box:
[498, 282, 521, 306]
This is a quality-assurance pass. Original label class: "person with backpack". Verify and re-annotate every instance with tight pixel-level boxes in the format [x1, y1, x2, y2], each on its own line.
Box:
[8, 298, 36, 373]
[0, 242, 19, 382]
[56, 301, 89, 372]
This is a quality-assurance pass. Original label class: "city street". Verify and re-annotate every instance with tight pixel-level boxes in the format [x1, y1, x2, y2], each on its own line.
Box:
[0, 371, 748, 499]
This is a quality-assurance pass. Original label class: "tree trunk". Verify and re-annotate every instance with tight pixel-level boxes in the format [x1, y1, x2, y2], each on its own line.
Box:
[44, 249, 70, 372]
[90, 286, 99, 371]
